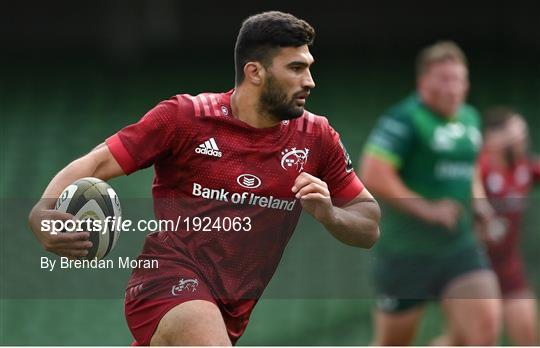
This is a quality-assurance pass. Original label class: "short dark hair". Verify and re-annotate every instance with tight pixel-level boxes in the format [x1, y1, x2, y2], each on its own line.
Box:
[482, 106, 520, 132]
[234, 11, 315, 84]
[416, 41, 468, 77]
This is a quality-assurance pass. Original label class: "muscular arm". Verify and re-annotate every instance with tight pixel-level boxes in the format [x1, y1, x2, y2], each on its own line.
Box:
[359, 154, 461, 229]
[472, 164, 488, 199]
[28, 143, 125, 257]
[472, 163, 493, 214]
[360, 154, 431, 220]
[471, 163, 496, 243]
[292, 172, 380, 249]
[320, 189, 381, 248]
[34, 143, 125, 207]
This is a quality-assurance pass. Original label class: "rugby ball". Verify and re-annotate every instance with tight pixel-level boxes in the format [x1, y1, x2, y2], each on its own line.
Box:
[55, 177, 122, 260]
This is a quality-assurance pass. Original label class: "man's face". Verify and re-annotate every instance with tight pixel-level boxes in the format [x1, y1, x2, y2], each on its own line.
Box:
[499, 115, 529, 162]
[486, 116, 529, 163]
[418, 60, 469, 117]
[506, 116, 529, 155]
[259, 45, 315, 121]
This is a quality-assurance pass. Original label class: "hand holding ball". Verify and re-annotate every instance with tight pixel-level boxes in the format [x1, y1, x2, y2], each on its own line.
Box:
[55, 177, 122, 260]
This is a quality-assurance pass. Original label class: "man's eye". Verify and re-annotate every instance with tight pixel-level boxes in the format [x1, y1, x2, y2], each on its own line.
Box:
[291, 66, 302, 72]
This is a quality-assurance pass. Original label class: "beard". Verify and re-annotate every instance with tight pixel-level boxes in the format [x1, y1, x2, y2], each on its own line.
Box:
[504, 146, 517, 167]
[259, 74, 306, 121]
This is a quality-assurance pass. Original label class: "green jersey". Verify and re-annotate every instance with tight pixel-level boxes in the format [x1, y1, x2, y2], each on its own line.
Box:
[364, 94, 482, 255]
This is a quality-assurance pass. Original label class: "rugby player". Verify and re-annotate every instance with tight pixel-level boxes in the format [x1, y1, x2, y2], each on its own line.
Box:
[479, 107, 539, 345]
[360, 41, 501, 345]
[28, 11, 380, 345]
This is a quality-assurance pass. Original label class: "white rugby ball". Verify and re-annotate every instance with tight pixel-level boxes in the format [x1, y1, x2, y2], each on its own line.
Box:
[55, 177, 122, 260]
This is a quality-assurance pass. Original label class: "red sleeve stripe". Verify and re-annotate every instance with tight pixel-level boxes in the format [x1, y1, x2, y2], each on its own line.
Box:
[296, 116, 304, 131]
[199, 94, 212, 116]
[208, 94, 222, 116]
[191, 95, 202, 117]
[105, 134, 138, 175]
[296, 117, 303, 131]
[332, 176, 365, 206]
[306, 112, 315, 133]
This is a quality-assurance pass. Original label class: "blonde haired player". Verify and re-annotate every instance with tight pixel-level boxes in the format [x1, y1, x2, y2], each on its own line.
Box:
[361, 41, 501, 345]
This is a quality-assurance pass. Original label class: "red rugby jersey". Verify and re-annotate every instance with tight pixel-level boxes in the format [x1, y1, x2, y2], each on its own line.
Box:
[106, 90, 364, 301]
[479, 151, 540, 259]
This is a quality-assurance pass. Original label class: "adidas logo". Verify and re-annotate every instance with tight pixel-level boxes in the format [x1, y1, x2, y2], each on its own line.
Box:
[195, 138, 222, 158]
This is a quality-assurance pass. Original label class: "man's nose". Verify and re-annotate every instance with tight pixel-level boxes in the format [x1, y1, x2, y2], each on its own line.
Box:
[303, 70, 315, 89]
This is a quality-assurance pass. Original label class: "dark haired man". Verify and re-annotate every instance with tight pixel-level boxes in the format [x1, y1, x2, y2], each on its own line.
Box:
[479, 107, 539, 345]
[28, 11, 380, 345]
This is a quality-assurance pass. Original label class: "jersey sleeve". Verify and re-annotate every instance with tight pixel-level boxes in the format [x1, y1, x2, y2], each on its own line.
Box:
[319, 121, 365, 206]
[362, 112, 414, 168]
[105, 97, 182, 175]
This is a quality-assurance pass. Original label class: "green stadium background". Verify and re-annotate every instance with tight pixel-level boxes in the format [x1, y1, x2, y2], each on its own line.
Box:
[1, 1, 539, 345]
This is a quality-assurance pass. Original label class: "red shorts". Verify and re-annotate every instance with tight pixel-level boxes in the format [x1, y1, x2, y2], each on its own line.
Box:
[124, 262, 256, 345]
[490, 251, 529, 297]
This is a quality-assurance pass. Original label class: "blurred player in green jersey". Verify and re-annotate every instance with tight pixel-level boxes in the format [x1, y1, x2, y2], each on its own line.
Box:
[360, 41, 501, 345]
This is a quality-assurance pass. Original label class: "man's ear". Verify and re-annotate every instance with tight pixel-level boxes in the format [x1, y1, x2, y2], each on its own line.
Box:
[244, 62, 265, 86]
